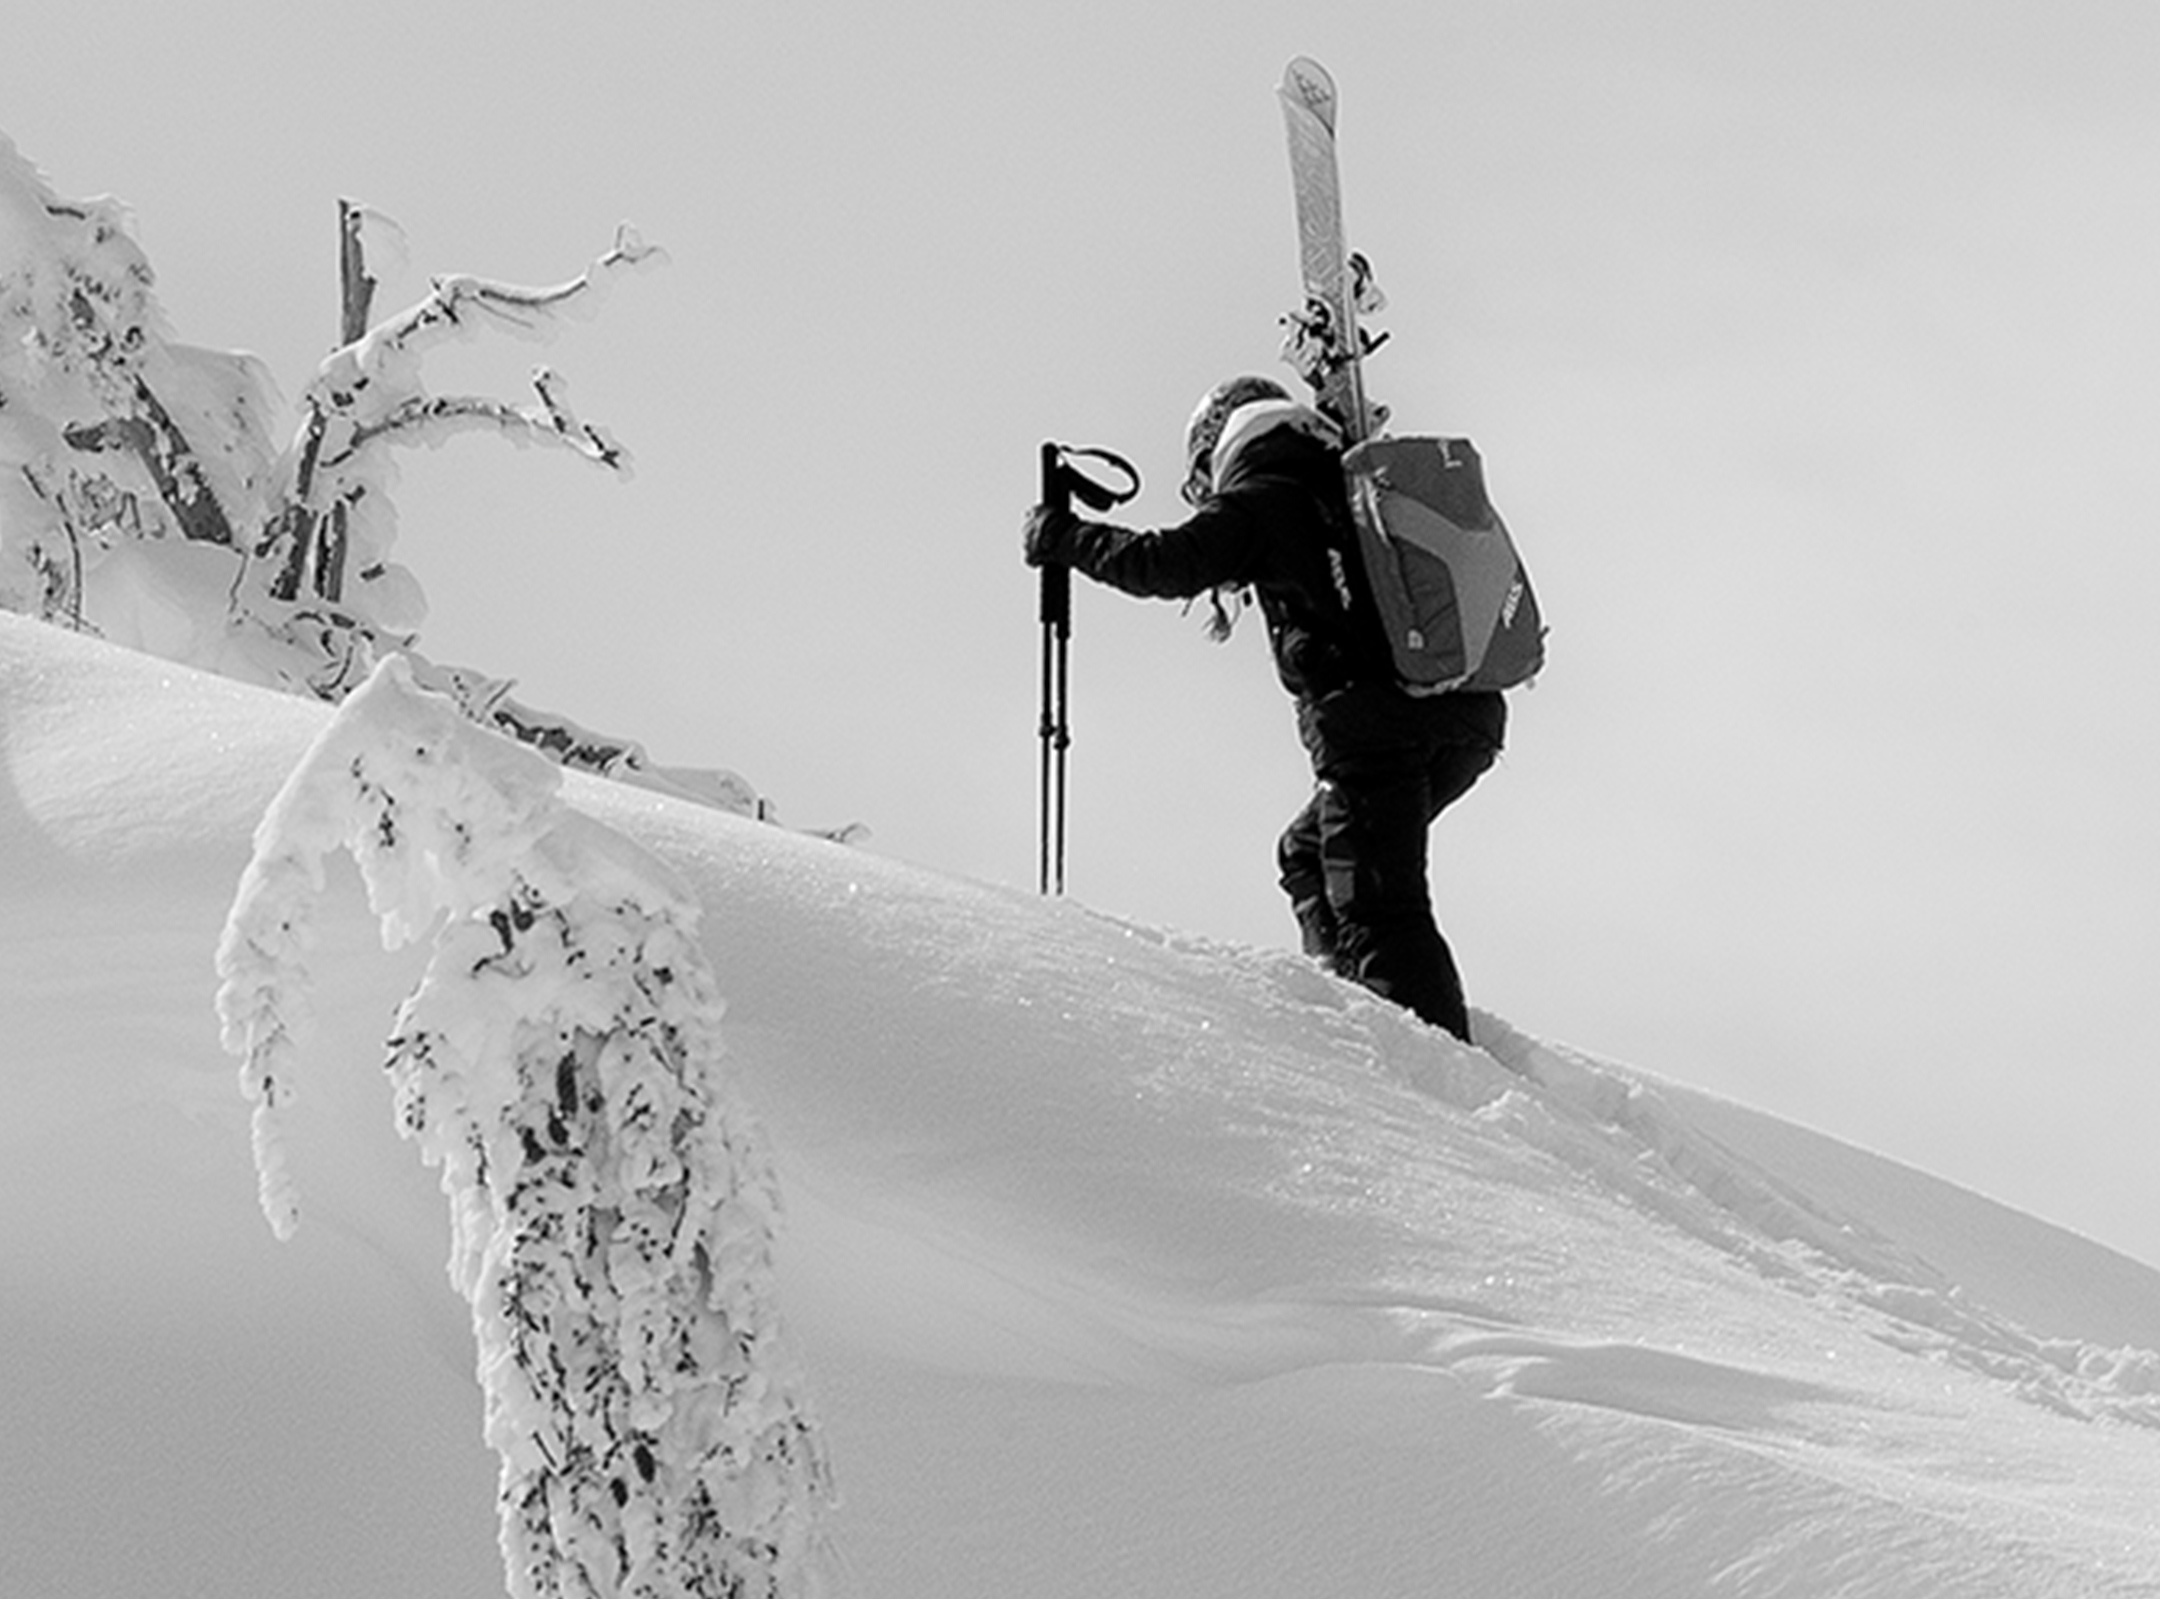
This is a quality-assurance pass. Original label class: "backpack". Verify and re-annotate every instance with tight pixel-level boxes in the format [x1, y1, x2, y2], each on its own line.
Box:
[1339, 435, 1545, 694]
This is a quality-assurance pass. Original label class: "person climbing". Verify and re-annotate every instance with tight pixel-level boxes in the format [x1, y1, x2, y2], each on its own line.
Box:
[1021, 375, 1505, 1043]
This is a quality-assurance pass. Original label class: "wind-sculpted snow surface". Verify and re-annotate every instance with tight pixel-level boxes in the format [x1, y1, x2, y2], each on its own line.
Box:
[593, 786, 2160, 1594]
[1471, 1015, 2160, 1433]
[215, 656, 833, 1599]
[7, 614, 2160, 1598]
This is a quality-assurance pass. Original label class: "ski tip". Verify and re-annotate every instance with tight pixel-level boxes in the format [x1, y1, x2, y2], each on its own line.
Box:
[1279, 56, 1337, 125]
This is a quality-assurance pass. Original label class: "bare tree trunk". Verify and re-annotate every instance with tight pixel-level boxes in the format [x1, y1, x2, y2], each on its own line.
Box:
[337, 200, 377, 344]
[60, 378, 236, 547]
[314, 200, 380, 604]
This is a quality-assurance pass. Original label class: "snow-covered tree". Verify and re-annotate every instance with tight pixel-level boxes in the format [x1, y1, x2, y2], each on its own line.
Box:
[236, 216, 658, 694]
[0, 131, 775, 822]
[0, 135, 275, 625]
[215, 656, 834, 1599]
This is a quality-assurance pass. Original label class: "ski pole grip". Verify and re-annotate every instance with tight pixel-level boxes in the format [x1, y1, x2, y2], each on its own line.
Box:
[1039, 441, 1072, 631]
[1039, 442, 1138, 628]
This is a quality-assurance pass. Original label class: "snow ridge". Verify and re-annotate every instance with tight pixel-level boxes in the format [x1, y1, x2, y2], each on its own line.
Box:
[215, 656, 834, 1599]
[1061, 923, 2160, 1435]
[1468, 1013, 2160, 1431]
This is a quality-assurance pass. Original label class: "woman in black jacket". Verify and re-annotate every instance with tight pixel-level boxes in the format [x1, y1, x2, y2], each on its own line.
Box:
[1023, 377, 1503, 1042]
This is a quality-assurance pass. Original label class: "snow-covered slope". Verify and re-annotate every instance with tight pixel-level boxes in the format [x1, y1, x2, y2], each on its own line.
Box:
[5, 611, 2159, 1598]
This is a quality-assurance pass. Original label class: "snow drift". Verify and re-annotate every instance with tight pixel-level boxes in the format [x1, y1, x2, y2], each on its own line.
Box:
[5, 609, 2160, 1598]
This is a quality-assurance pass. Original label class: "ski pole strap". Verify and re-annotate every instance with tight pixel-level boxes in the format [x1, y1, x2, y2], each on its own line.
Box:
[1046, 443, 1141, 514]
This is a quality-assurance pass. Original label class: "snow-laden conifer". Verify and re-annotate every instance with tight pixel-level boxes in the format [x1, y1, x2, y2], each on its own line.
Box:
[0, 132, 775, 821]
[215, 655, 833, 1599]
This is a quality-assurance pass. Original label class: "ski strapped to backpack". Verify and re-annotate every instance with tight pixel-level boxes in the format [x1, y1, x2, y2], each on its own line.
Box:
[1278, 56, 1384, 442]
[1277, 55, 1546, 694]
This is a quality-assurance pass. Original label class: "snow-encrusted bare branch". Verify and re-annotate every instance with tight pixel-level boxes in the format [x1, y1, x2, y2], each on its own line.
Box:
[257, 223, 663, 611]
[315, 224, 664, 413]
[336, 367, 628, 474]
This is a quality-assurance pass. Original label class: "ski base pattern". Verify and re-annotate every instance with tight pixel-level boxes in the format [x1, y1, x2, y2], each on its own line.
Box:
[1278, 55, 1374, 441]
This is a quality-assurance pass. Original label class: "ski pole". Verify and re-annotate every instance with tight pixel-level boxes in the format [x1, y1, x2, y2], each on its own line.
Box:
[1038, 441, 1073, 897]
[1035, 442, 1141, 897]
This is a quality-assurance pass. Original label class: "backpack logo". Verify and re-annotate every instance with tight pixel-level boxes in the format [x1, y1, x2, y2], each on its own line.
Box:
[1325, 547, 1355, 612]
[1499, 577, 1525, 629]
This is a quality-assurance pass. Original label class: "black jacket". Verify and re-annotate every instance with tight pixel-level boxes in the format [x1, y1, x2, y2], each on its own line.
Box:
[1050, 428, 1390, 700]
[1050, 428, 1500, 725]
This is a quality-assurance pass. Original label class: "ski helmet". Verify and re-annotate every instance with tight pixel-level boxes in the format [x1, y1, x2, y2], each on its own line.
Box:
[1209, 399, 1342, 493]
[1183, 375, 1290, 505]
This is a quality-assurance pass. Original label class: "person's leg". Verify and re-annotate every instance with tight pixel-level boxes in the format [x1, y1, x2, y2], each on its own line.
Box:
[1301, 690, 1472, 1038]
[1276, 793, 1337, 961]
[1317, 776, 1470, 1037]
[1424, 737, 1496, 823]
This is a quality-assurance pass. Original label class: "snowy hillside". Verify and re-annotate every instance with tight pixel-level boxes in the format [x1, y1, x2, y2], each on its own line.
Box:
[5, 609, 2160, 1598]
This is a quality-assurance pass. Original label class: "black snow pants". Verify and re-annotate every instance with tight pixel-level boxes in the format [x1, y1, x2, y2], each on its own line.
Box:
[1276, 683, 1505, 1042]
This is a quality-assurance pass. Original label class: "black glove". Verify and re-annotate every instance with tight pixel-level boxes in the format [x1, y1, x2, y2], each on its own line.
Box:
[1022, 503, 1080, 568]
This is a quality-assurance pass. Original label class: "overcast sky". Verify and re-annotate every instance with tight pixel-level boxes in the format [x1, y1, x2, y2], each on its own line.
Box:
[5, 0, 2156, 1268]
